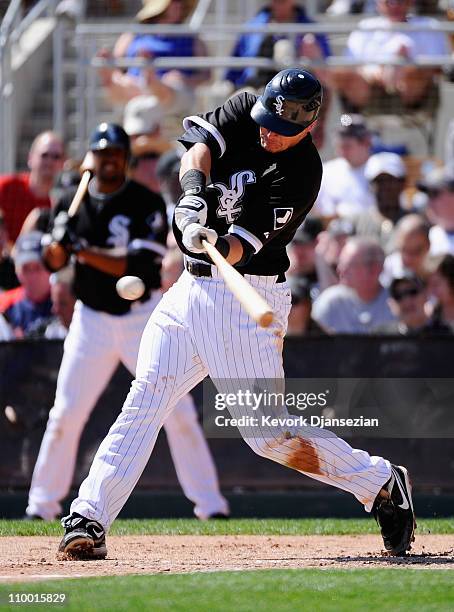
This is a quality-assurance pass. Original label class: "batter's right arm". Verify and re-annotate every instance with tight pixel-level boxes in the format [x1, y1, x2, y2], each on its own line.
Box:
[179, 142, 212, 179]
[176, 143, 244, 265]
[174, 143, 212, 234]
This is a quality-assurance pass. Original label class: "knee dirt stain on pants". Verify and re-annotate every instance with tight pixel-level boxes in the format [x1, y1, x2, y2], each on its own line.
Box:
[284, 435, 322, 475]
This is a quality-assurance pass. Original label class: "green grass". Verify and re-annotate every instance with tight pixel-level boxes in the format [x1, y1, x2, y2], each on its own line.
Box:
[1, 517, 453, 537]
[1, 570, 454, 611]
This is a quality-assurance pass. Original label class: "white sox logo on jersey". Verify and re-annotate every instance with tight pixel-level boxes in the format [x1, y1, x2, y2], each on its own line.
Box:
[146, 211, 165, 234]
[274, 208, 293, 230]
[107, 215, 131, 248]
[212, 171, 256, 224]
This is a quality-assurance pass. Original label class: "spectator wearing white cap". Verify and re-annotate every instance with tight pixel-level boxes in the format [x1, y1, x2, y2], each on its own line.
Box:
[123, 95, 172, 193]
[353, 152, 408, 251]
[123, 95, 165, 137]
[313, 114, 374, 219]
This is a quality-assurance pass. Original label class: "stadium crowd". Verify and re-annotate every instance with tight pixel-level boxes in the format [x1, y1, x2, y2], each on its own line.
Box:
[1, 0, 454, 341]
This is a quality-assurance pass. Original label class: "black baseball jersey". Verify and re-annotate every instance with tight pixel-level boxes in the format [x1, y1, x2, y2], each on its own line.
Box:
[55, 179, 167, 315]
[175, 91, 323, 275]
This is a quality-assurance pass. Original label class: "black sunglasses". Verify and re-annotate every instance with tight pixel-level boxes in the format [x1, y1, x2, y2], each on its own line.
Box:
[393, 287, 421, 302]
[136, 152, 160, 161]
[41, 152, 64, 160]
[426, 185, 454, 198]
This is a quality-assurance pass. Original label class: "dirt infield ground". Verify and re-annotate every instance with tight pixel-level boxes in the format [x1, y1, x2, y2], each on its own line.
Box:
[0, 535, 453, 581]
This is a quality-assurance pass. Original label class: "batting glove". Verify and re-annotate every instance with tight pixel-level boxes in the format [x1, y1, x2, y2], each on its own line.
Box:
[174, 194, 208, 233]
[51, 211, 78, 249]
[182, 223, 218, 254]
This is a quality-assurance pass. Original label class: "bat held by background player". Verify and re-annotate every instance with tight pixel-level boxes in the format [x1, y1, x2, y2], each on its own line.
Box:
[42, 152, 95, 271]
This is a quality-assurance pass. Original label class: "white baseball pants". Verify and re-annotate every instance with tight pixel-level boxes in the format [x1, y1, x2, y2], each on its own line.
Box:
[72, 270, 391, 529]
[26, 292, 228, 520]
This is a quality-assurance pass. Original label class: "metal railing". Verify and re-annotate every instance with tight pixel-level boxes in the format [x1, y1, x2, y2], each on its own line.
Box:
[0, 0, 24, 173]
[2, 2, 454, 169]
[76, 21, 454, 35]
[0, 0, 57, 173]
[70, 20, 454, 155]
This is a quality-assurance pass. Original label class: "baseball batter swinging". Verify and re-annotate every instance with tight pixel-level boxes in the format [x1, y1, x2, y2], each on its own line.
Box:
[58, 70, 415, 559]
[26, 123, 229, 521]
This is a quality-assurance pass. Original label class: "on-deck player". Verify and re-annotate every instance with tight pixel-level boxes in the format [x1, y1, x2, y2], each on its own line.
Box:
[26, 122, 229, 522]
[58, 70, 415, 559]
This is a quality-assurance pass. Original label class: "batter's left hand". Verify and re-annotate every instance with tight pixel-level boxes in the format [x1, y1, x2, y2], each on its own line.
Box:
[182, 223, 217, 254]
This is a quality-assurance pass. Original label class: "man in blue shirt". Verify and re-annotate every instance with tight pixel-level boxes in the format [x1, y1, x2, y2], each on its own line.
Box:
[225, 0, 331, 89]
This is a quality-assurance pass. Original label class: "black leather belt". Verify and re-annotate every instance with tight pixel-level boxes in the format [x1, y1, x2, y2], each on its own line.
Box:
[185, 260, 212, 277]
[185, 260, 286, 283]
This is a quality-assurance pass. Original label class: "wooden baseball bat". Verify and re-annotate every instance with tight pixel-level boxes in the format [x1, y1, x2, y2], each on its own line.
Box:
[67, 151, 95, 217]
[202, 240, 275, 328]
[44, 152, 94, 270]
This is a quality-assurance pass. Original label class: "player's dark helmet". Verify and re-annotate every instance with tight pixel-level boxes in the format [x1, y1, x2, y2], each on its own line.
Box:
[250, 69, 322, 137]
[88, 122, 131, 155]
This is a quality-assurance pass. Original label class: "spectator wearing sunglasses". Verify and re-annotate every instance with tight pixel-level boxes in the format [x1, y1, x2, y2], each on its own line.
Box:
[381, 214, 431, 287]
[417, 167, 454, 257]
[0, 132, 65, 243]
[375, 271, 451, 335]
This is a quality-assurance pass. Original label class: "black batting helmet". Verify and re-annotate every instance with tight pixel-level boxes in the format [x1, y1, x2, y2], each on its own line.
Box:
[250, 69, 322, 137]
[88, 122, 130, 155]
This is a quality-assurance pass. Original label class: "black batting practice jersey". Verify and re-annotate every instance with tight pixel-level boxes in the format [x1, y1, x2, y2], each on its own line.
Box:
[175, 91, 323, 275]
[55, 179, 167, 315]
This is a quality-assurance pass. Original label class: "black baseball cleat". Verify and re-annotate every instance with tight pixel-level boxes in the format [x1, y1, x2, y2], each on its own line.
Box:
[207, 513, 230, 520]
[57, 512, 107, 560]
[372, 464, 416, 556]
[22, 514, 44, 521]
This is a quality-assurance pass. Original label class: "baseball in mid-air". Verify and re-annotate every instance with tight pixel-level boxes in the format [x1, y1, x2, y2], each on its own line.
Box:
[116, 276, 145, 300]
